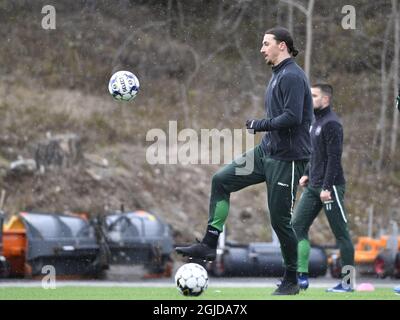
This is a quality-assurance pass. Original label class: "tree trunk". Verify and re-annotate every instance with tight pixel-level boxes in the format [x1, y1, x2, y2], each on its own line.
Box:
[167, 0, 173, 39]
[176, 0, 185, 30]
[377, 11, 395, 171]
[390, 0, 400, 164]
[304, 0, 315, 79]
[179, 83, 191, 128]
[287, 0, 294, 35]
[279, 0, 314, 79]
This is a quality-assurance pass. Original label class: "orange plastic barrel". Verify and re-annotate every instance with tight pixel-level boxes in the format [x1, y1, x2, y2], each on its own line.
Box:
[2, 215, 28, 276]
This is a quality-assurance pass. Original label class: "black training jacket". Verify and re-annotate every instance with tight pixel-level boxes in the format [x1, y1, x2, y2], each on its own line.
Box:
[261, 58, 313, 161]
[305, 106, 346, 190]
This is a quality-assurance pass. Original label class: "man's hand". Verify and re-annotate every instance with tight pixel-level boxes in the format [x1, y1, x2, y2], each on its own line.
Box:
[246, 119, 267, 133]
[299, 175, 309, 187]
[320, 189, 332, 202]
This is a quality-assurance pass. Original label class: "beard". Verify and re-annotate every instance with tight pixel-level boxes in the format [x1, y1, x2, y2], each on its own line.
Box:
[264, 55, 274, 65]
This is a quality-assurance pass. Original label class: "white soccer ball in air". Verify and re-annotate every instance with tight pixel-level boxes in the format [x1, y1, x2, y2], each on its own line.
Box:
[108, 70, 140, 101]
[174, 263, 209, 297]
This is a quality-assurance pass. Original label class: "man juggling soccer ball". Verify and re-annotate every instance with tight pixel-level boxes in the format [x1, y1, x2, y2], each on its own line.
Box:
[176, 27, 313, 296]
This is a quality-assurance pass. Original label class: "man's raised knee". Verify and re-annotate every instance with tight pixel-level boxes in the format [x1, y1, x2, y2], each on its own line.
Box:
[212, 172, 226, 187]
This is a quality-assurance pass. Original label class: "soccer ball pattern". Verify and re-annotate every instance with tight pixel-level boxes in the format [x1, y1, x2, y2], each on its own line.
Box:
[174, 263, 208, 296]
[108, 70, 140, 101]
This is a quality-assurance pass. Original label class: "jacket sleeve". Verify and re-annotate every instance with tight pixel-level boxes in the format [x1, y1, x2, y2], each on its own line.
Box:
[322, 121, 343, 191]
[254, 74, 305, 131]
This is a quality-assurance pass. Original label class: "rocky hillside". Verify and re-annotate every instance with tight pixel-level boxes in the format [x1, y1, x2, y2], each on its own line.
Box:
[1, 0, 399, 246]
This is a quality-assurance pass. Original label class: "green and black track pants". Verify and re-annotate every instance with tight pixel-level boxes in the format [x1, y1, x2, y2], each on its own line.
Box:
[207, 144, 307, 272]
[292, 185, 355, 274]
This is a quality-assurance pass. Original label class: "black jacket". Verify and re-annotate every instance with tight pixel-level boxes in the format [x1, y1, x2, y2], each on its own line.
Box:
[305, 106, 346, 190]
[261, 58, 313, 161]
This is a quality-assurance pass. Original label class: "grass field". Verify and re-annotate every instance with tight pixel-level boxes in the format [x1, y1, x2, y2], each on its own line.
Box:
[0, 287, 398, 300]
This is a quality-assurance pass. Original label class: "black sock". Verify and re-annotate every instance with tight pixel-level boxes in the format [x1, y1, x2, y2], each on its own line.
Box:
[284, 270, 298, 284]
[201, 226, 220, 249]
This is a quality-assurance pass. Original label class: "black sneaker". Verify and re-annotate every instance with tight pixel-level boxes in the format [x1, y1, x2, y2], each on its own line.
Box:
[175, 240, 216, 261]
[272, 279, 300, 295]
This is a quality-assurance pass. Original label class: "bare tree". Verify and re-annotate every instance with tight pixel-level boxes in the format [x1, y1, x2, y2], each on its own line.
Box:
[390, 0, 400, 164]
[287, 0, 294, 35]
[167, 0, 173, 39]
[176, 0, 185, 30]
[111, 21, 167, 71]
[376, 12, 395, 171]
[304, 0, 315, 78]
[175, 1, 250, 128]
[233, 35, 263, 118]
[280, 0, 315, 79]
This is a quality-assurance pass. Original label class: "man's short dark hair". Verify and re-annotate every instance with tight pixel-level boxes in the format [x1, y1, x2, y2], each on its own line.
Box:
[265, 26, 299, 57]
[312, 83, 333, 98]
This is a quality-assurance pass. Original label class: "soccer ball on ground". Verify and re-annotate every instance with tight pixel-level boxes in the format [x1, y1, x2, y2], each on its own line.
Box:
[174, 263, 209, 297]
[108, 70, 140, 101]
